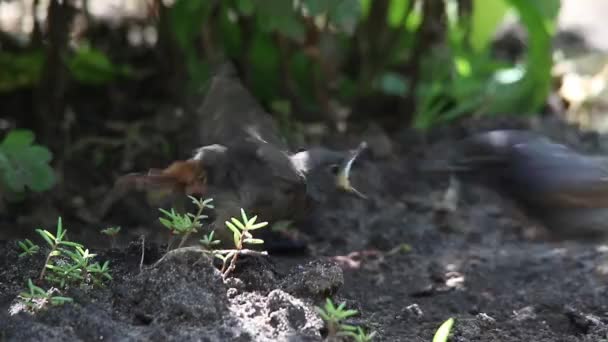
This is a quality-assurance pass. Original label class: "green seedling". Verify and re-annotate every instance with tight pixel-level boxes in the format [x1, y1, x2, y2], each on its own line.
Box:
[432, 317, 455, 342]
[46, 245, 112, 287]
[34, 217, 111, 289]
[340, 326, 377, 342]
[159, 196, 213, 250]
[35, 217, 82, 281]
[200, 230, 220, 249]
[11, 279, 72, 315]
[18, 239, 40, 257]
[213, 209, 268, 278]
[100, 226, 121, 248]
[316, 298, 359, 337]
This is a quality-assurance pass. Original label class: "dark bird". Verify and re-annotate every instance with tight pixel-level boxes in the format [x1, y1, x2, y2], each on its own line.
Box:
[424, 129, 608, 240]
[116, 63, 367, 246]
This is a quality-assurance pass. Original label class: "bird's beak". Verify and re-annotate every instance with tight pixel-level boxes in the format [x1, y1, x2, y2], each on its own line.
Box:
[336, 142, 368, 199]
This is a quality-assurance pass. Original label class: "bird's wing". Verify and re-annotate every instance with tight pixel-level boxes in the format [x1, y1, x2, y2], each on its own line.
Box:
[508, 141, 608, 208]
[196, 63, 288, 150]
[452, 130, 608, 208]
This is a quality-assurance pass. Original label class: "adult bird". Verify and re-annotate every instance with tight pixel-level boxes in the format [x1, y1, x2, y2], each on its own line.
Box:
[424, 129, 608, 240]
[118, 63, 367, 246]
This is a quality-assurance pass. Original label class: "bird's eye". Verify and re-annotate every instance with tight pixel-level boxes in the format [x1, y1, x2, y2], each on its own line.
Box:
[329, 164, 340, 175]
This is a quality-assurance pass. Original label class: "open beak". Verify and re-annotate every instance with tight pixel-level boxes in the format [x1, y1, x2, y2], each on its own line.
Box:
[336, 141, 368, 199]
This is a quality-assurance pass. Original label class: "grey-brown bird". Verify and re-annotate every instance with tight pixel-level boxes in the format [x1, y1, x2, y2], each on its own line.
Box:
[117, 63, 367, 246]
[424, 129, 608, 240]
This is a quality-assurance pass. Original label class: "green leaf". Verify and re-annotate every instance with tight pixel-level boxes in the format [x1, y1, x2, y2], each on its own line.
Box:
[246, 215, 258, 227]
[67, 43, 131, 85]
[0, 129, 55, 194]
[226, 221, 241, 236]
[0, 51, 44, 91]
[387, 0, 410, 28]
[236, 0, 255, 15]
[470, 0, 510, 52]
[433, 318, 454, 342]
[231, 217, 246, 231]
[377, 72, 408, 96]
[243, 238, 264, 244]
[248, 221, 268, 230]
[36, 229, 55, 246]
[302, 0, 327, 16]
[2, 130, 34, 148]
[254, 0, 305, 42]
[240, 208, 248, 224]
[233, 232, 241, 248]
[170, 0, 214, 50]
[328, 0, 361, 34]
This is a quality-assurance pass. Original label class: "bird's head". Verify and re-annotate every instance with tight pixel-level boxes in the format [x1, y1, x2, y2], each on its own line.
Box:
[290, 142, 368, 202]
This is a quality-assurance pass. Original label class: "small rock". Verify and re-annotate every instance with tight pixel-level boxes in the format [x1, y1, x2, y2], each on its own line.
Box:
[405, 303, 424, 317]
[281, 260, 344, 299]
[476, 312, 496, 324]
[512, 306, 537, 321]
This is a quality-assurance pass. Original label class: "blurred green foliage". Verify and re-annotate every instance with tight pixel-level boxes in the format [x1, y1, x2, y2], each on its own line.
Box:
[0, 130, 55, 199]
[67, 42, 132, 85]
[412, 0, 559, 128]
[0, 0, 561, 129]
[0, 43, 130, 90]
[0, 51, 45, 92]
[165, 0, 560, 128]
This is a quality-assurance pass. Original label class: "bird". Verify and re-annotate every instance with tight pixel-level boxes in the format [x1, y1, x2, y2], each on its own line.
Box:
[114, 63, 367, 247]
[423, 129, 608, 240]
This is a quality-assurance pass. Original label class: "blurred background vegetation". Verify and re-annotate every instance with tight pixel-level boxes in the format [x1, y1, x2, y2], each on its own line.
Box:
[0, 0, 566, 202]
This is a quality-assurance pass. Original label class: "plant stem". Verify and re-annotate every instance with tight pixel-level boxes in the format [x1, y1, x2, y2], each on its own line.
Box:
[39, 244, 57, 281]
[175, 202, 206, 250]
[177, 232, 191, 249]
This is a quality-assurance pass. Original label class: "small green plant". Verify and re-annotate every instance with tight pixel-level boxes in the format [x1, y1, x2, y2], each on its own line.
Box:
[159, 196, 214, 250]
[36, 217, 112, 287]
[36, 217, 82, 281]
[432, 317, 455, 342]
[316, 298, 360, 338]
[10, 279, 72, 315]
[200, 230, 220, 249]
[100, 226, 121, 248]
[213, 209, 269, 278]
[0, 130, 55, 200]
[17, 239, 40, 257]
[340, 326, 377, 342]
[45, 246, 112, 287]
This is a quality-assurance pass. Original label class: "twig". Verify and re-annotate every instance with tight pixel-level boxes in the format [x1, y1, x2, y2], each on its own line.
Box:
[139, 235, 145, 273]
[213, 249, 268, 256]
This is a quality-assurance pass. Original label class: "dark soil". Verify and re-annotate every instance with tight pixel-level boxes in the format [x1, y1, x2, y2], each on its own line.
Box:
[3, 109, 608, 341]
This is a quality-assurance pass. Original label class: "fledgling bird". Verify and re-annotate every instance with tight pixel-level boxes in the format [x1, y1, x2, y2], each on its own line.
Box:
[424, 129, 608, 240]
[114, 63, 367, 246]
